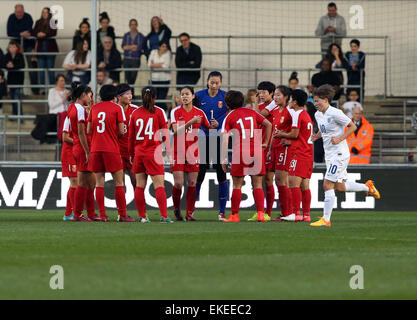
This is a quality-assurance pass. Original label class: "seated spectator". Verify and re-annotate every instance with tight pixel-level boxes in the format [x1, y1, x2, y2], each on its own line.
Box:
[175, 33, 202, 86]
[345, 39, 365, 101]
[48, 74, 69, 114]
[63, 39, 91, 85]
[148, 41, 171, 110]
[97, 12, 116, 50]
[122, 18, 145, 85]
[309, 58, 341, 100]
[32, 7, 59, 88]
[97, 37, 122, 83]
[346, 106, 374, 164]
[244, 89, 257, 108]
[145, 16, 172, 57]
[89, 69, 113, 101]
[5, 40, 25, 116]
[340, 89, 363, 118]
[288, 72, 299, 90]
[306, 97, 325, 163]
[72, 18, 91, 50]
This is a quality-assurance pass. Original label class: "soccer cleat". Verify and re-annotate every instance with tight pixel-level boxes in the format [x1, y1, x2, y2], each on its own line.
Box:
[160, 217, 174, 223]
[303, 215, 311, 222]
[73, 216, 90, 222]
[295, 214, 303, 222]
[87, 215, 101, 222]
[272, 215, 283, 221]
[186, 214, 196, 221]
[257, 212, 267, 222]
[264, 213, 271, 222]
[174, 209, 184, 221]
[138, 217, 151, 223]
[247, 212, 259, 222]
[224, 214, 240, 223]
[281, 214, 296, 222]
[63, 213, 74, 221]
[100, 216, 110, 222]
[310, 217, 331, 227]
[218, 213, 226, 221]
[365, 180, 380, 199]
[117, 215, 136, 222]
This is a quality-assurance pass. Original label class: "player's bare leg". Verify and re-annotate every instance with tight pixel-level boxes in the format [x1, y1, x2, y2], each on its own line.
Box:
[135, 172, 149, 222]
[124, 168, 136, 189]
[273, 169, 291, 220]
[172, 171, 184, 221]
[186, 171, 198, 221]
[150, 174, 173, 223]
[224, 176, 244, 222]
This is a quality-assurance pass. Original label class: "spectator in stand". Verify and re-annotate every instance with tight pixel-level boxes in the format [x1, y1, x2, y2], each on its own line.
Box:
[345, 39, 365, 101]
[306, 97, 325, 163]
[7, 4, 39, 94]
[346, 106, 374, 164]
[244, 89, 257, 109]
[175, 33, 202, 86]
[145, 16, 172, 57]
[32, 7, 59, 89]
[148, 41, 171, 110]
[97, 37, 122, 83]
[63, 39, 91, 85]
[0, 70, 7, 111]
[48, 74, 69, 114]
[341, 89, 363, 118]
[315, 2, 347, 57]
[122, 18, 146, 85]
[316, 43, 348, 101]
[309, 58, 342, 100]
[89, 69, 113, 102]
[5, 41, 25, 117]
[72, 18, 91, 50]
[0, 48, 4, 69]
[97, 12, 116, 50]
[288, 71, 299, 90]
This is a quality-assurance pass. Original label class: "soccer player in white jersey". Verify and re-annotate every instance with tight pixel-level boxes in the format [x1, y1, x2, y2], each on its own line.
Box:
[310, 85, 380, 227]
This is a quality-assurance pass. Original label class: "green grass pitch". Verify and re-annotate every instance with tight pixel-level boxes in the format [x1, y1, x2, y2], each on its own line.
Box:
[0, 210, 416, 299]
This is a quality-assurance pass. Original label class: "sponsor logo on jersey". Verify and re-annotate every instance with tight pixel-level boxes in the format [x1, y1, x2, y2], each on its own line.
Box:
[218, 101, 223, 108]
[327, 118, 331, 123]
[280, 116, 284, 123]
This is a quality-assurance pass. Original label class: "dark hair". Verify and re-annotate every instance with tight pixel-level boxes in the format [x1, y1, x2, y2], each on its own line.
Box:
[129, 18, 138, 26]
[158, 40, 169, 48]
[117, 83, 132, 96]
[276, 85, 291, 105]
[328, 2, 337, 8]
[225, 90, 244, 110]
[313, 84, 335, 102]
[97, 68, 107, 75]
[325, 43, 344, 62]
[7, 40, 21, 53]
[178, 32, 190, 39]
[99, 12, 110, 23]
[74, 39, 88, 64]
[350, 39, 360, 47]
[257, 81, 276, 95]
[40, 7, 51, 20]
[289, 71, 299, 83]
[290, 89, 308, 107]
[79, 18, 90, 29]
[306, 101, 317, 126]
[68, 82, 91, 102]
[150, 16, 162, 34]
[100, 84, 118, 101]
[180, 86, 194, 95]
[207, 71, 222, 82]
[142, 86, 156, 113]
[55, 73, 65, 83]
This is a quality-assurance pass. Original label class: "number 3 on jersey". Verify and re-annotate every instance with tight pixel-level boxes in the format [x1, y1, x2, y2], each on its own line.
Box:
[97, 112, 106, 133]
[136, 118, 154, 140]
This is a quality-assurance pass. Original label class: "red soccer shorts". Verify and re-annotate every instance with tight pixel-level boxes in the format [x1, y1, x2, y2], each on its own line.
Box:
[88, 152, 124, 173]
[62, 162, 77, 178]
[170, 153, 200, 173]
[287, 154, 313, 179]
[230, 152, 265, 177]
[73, 144, 89, 172]
[132, 152, 165, 176]
[265, 148, 275, 172]
[121, 155, 132, 171]
[274, 146, 290, 172]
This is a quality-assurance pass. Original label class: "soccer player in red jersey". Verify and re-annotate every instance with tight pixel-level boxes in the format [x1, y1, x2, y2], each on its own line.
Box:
[221, 90, 272, 222]
[128, 87, 173, 223]
[87, 84, 135, 222]
[276, 90, 314, 222]
[61, 116, 77, 221]
[116, 83, 138, 188]
[67, 83, 99, 221]
[170, 86, 219, 221]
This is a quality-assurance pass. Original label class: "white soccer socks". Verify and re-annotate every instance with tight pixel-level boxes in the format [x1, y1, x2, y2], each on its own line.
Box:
[345, 181, 369, 192]
[323, 189, 336, 223]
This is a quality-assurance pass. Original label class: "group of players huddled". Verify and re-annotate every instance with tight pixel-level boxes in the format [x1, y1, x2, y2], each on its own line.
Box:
[61, 71, 380, 227]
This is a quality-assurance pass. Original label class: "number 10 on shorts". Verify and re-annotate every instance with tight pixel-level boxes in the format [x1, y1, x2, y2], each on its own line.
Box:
[328, 164, 338, 175]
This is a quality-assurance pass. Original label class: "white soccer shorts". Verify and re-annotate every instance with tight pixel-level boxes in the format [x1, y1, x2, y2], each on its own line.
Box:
[324, 156, 350, 183]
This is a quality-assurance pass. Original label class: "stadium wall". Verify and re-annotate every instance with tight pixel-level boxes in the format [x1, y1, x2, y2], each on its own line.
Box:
[0, 164, 416, 211]
[0, 0, 416, 96]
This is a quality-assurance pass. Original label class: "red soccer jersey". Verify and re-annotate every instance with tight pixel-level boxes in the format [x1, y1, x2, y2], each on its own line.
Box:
[61, 116, 74, 162]
[128, 105, 168, 156]
[170, 105, 210, 160]
[118, 104, 138, 156]
[87, 101, 126, 153]
[67, 102, 88, 147]
[258, 100, 275, 145]
[290, 109, 314, 160]
[222, 107, 266, 155]
[271, 105, 293, 148]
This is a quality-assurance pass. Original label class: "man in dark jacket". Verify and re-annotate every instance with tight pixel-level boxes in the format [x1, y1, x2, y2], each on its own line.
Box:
[7, 4, 39, 94]
[97, 37, 122, 83]
[175, 33, 202, 87]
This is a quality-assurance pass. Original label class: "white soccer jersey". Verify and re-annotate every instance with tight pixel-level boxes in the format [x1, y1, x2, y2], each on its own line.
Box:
[315, 106, 351, 160]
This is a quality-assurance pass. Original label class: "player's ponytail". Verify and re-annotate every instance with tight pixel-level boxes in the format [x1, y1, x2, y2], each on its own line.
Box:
[142, 86, 156, 113]
[68, 82, 91, 102]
